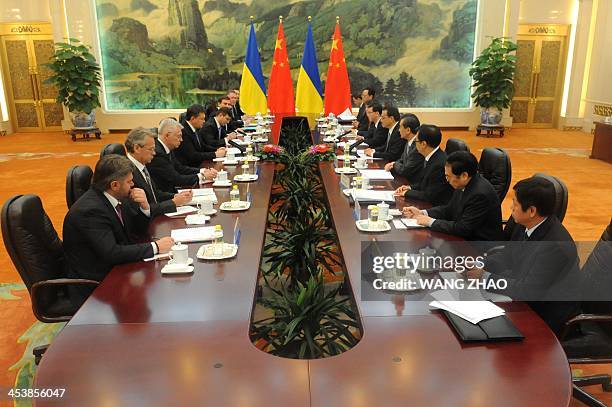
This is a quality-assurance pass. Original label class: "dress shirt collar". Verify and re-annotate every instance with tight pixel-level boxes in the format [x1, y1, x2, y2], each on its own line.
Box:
[214, 117, 222, 130]
[158, 139, 171, 154]
[425, 146, 440, 162]
[526, 217, 548, 237]
[103, 191, 120, 209]
[186, 121, 197, 134]
[375, 117, 381, 128]
[387, 121, 397, 135]
[408, 134, 417, 147]
[127, 153, 145, 172]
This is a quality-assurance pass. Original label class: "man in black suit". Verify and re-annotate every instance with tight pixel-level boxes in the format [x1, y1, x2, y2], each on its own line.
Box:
[227, 89, 245, 130]
[403, 151, 503, 241]
[201, 108, 237, 149]
[384, 113, 424, 184]
[175, 104, 226, 167]
[352, 87, 375, 131]
[125, 127, 193, 217]
[147, 118, 217, 194]
[355, 102, 388, 148]
[394, 124, 453, 205]
[63, 155, 174, 304]
[466, 177, 581, 335]
[363, 105, 406, 162]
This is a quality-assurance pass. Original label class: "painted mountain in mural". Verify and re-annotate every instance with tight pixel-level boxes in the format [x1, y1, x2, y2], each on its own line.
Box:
[95, 0, 478, 110]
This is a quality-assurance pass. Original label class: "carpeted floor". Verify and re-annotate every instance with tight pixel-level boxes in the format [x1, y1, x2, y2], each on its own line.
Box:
[0, 128, 610, 406]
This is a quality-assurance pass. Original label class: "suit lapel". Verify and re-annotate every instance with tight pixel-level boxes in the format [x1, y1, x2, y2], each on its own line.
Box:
[94, 189, 129, 240]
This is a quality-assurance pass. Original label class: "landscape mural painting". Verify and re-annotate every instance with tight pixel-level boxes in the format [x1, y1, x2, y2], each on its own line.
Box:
[95, 0, 478, 110]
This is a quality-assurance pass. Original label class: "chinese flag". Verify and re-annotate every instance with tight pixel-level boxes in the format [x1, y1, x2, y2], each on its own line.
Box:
[324, 21, 351, 115]
[267, 19, 295, 142]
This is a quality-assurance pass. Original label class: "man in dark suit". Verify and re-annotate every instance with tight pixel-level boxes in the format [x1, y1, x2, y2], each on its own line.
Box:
[355, 102, 388, 148]
[384, 113, 424, 184]
[227, 89, 245, 130]
[201, 107, 236, 149]
[352, 87, 375, 131]
[403, 151, 503, 241]
[363, 105, 406, 162]
[124, 127, 193, 217]
[466, 177, 582, 335]
[147, 118, 217, 194]
[394, 124, 453, 205]
[63, 155, 174, 304]
[175, 104, 226, 167]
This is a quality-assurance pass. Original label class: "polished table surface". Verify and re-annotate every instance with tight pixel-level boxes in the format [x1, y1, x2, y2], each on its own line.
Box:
[34, 152, 571, 406]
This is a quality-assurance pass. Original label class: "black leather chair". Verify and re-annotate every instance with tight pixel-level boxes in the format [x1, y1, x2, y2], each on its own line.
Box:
[99, 143, 126, 159]
[1, 195, 98, 363]
[445, 138, 470, 155]
[534, 173, 569, 223]
[65, 165, 93, 209]
[178, 112, 186, 125]
[479, 147, 512, 202]
[279, 116, 312, 153]
[560, 220, 612, 406]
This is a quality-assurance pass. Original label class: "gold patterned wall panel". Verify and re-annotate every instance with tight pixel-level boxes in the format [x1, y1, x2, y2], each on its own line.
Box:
[534, 101, 554, 124]
[42, 102, 63, 127]
[5, 40, 33, 100]
[510, 100, 529, 124]
[515, 40, 535, 98]
[15, 103, 38, 127]
[33, 39, 57, 100]
[537, 41, 561, 98]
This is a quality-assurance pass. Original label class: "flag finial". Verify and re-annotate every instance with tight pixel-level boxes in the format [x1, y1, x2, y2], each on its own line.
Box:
[279, 15, 283, 23]
[250, 15, 254, 21]
[336, 16, 340, 23]
[308, 15, 312, 22]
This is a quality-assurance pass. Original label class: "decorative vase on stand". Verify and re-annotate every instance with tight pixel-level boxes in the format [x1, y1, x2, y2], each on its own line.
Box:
[70, 111, 96, 128]
[480, 107, 502, 126]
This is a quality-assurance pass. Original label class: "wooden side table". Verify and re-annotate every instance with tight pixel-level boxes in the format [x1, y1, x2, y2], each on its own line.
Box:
[70, 127, 101, 142]
[476, 125, 505, 138]
[591, 121, 612, 164]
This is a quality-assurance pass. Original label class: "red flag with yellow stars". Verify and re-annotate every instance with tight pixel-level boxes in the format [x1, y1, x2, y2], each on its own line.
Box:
[267, 18, 295, 118]
[324, 19, 351, 115]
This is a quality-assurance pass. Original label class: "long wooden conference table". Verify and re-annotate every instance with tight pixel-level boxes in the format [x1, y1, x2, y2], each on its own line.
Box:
[34, 151, 572, 406]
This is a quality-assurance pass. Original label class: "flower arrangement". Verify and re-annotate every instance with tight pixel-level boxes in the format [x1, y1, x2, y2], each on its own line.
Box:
[257, 144, 284, 161]
[307, 144, 336, 161]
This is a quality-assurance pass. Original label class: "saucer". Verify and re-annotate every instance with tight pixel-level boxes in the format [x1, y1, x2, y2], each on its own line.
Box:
[223, 160, 239, 166]
[199, 209, 217, 216]
[234, 174, 258, 182]
[356, 219, 391, 232]
[185, 214, 210, 225]
[161, 263, 194, 275]
[220, 201, 251, 211]
[212, 180, 232, 187]
[168, 257, 193, 266]
[335, 167, 358, 174]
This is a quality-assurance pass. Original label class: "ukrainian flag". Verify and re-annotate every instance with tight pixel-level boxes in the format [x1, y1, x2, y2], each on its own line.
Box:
[239, 21, 267, 115]
[295, 21, 323, 126]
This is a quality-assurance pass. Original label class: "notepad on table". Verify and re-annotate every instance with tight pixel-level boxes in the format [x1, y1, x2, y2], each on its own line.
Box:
[358, 169, 394, 180]
[165, 206, 198, 217]
[351, 189, 395, 203]
[171, 226, 218, 242]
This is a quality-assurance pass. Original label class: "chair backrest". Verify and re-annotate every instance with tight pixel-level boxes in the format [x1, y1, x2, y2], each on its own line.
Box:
[99, 143, 126, 159]
[1, 194, 64, 293]
[581, 219, 612, 308]
[178, 112, 186, 125]
[534, 173, 569, 222]
[479, 147, 512, 202]
[66, 165, 93, 209]
[278, 116, 312, 151]
[445, 138, 470, 155]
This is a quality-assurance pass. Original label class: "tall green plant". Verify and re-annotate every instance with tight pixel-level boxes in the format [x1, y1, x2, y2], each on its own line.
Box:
[251, 275, 360, 359]
[45, 39, 101, 114]
[468, 37, 517, 110]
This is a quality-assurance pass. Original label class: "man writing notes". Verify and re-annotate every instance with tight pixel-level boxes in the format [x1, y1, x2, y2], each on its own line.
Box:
[124, 127, 193, 217]
[63, 155, 174, 305]
[147, 118, 217, 194]
[363, 105, 406, 162]
[384, 113, 424, 184]
[175, 104, 226, 167]
[465, 177, 582, 335]
[394, 124, 453, 205]
[402, 151, 503, 241]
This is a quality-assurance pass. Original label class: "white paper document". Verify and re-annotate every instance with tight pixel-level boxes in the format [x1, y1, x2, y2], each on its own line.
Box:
[171, 226, 218, 242]
[400, 218, 426, 228]
[351, 189, 395, 203]
[429, 292, 506, 324]
[338, 108, 357, 121]
[165, 206, 198, 217]
[178, 188, 215, 196]
[226, 147, 243, 155]
[358, 169, 394, 180]
[392, 219, 407, 229]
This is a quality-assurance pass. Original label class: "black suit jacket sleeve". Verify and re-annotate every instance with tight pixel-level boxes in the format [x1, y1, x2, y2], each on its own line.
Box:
[428, 192, 491, 238]
[392, 145, 424, 184]
[404, 164, 450, 204]
[201, 124, 224, 149]
[78, 206, 153, 264]
[374, 130, 406, 161]
[174, 130, 215, 166]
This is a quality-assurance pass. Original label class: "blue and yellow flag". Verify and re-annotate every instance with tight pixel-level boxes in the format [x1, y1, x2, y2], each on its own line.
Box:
[295, 22, 323, 125]
[239, 22, 267, 115]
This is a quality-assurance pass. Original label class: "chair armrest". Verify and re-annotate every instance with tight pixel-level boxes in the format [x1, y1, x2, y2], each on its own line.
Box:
[560, 314, 612, 341]
[31, 278, 99, 323]
[486, 245, 505, 257]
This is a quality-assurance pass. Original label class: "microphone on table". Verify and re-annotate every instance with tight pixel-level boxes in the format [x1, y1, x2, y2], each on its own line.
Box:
[227, 139, 246, 154]
[348, 139, 365, 156]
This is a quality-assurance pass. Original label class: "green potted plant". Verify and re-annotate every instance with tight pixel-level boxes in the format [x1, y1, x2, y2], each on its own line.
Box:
[469, 37, 517, 126]
[45, 39, 101, 128]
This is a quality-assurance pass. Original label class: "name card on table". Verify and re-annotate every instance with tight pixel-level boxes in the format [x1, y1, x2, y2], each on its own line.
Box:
[353, 198, 361, 221]
[233, 218, 241, 245]
[340, 174, 351, 189]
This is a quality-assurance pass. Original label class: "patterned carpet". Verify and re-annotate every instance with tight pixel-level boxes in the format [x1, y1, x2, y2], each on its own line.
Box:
[0, 129, 610, 406]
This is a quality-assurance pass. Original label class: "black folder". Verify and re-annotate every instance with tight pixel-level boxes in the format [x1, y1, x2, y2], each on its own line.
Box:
[441, 310, 524, 342]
